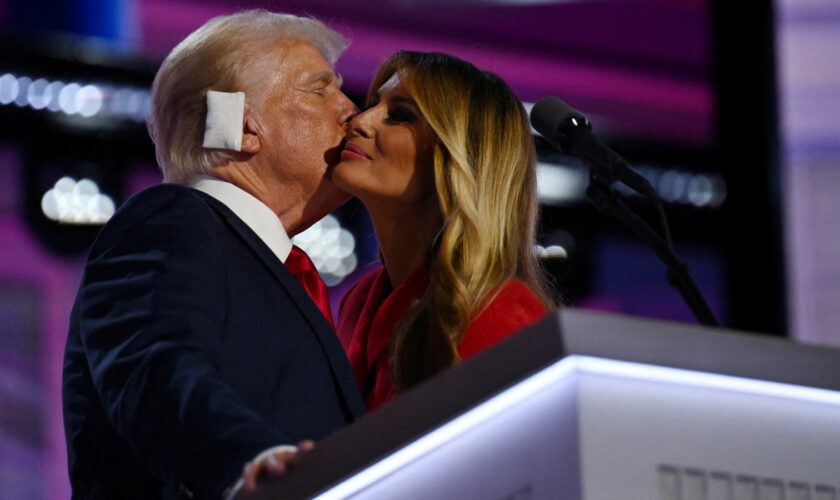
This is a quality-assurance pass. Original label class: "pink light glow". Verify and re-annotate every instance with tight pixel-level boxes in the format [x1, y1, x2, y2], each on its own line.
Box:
[138, 1, 713, 146]
[337, 25, 713, 145]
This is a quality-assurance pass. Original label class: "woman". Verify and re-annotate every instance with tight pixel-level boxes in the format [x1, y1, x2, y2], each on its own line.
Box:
[333, 51, 554, 411]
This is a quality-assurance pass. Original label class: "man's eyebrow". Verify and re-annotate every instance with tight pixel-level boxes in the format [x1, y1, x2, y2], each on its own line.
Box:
[302, 70, 338, 86]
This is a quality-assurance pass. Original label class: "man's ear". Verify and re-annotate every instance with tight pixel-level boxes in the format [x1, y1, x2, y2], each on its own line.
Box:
[241, 111, 261, 154]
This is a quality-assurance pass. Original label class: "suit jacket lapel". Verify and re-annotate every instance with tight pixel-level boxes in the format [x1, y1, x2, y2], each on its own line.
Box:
[197, 191, 366, 419]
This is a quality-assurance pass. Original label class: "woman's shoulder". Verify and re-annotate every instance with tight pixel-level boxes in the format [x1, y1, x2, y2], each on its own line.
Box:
[497, 279, 547, 310]
[482, 279, 549, 322]
[459, 280, 550, 359]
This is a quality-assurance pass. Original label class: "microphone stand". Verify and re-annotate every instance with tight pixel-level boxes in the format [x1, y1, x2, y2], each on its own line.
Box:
[584, 168, 719, 326]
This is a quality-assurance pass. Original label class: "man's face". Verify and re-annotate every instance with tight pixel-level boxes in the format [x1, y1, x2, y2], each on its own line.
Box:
[253, 40, 356, 234]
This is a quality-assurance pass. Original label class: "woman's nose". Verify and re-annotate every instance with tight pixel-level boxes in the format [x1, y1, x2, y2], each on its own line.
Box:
[349, 107, 376, 138]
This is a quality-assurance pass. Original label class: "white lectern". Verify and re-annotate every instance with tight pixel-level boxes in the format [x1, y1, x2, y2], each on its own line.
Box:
[241, 309, 840, 500]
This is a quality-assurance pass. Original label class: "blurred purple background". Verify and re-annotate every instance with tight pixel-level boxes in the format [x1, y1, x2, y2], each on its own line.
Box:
[0, 0, 838, 497]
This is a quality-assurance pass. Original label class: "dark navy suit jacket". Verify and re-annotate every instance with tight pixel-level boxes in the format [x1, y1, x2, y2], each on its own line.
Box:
[63, 184, 365, 499]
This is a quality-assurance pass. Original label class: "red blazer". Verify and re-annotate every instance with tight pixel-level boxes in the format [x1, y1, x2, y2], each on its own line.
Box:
[337, 265, 547, 411]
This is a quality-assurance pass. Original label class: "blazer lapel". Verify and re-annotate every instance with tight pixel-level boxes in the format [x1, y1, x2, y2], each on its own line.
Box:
[197, 191, 366, 419]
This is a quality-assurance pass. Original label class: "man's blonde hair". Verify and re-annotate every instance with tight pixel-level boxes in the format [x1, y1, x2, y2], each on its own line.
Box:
[147, 10, 348, 184]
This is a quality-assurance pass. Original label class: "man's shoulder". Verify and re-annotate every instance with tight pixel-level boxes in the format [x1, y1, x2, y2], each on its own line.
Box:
[118, 183, 210, 218]
[90, 183, 221, 254]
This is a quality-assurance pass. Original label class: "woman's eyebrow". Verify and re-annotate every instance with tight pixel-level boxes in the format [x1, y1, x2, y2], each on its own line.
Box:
[387, 95, 419, 108]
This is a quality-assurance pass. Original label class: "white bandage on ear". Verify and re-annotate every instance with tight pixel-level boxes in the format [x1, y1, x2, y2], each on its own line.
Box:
[203, 90, 245, 151]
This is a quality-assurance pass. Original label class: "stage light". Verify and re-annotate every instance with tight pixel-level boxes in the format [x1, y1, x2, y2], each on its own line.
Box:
[58, 82, 81, 114]
[658, 170, 687, 203]
[45, 81, 65, 112]
[131, 91, 151, 122]
[0, 69, 151, 122]
[687, 174, 714, 207]
[76, 85, 103, 117]
[27, 78, 51, 110]
[292, 214, 358, 286]
[535, 244, 568, 260]
[707, 174, 727, 207]
[109, 88, 150, 122]
[40, 176, 115, 225]
[534, 159, 729, 209]
[0, 73, 18, 104]
[110, 87, 133, 115]
[536, 161, 587, 204]
[14, 76, 31, 107]
[610, 165, 727, 208]
[651, 169, 727, 208]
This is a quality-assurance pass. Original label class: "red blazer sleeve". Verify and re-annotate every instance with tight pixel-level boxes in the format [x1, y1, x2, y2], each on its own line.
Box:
[458, 280, 548, 360]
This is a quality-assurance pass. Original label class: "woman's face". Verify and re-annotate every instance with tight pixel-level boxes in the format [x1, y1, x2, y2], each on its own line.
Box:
[332, 73, 437, 209]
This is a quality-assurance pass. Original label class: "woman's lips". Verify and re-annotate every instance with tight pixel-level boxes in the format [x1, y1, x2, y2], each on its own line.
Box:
[341, 144, 370, 160]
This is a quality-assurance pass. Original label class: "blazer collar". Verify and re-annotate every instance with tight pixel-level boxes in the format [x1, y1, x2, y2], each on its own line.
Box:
[187, 175, 293, 263]
[194, 189, 366, 420]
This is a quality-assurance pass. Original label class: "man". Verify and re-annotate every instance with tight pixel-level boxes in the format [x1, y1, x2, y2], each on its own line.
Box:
[62, 10, 364, 499]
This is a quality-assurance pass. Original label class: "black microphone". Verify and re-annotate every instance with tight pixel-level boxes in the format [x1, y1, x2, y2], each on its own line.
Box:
[530, 97, 658, 200]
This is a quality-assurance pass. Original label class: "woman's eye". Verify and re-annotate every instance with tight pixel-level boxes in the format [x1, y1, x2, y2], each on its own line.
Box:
[388, 107, 414, 123]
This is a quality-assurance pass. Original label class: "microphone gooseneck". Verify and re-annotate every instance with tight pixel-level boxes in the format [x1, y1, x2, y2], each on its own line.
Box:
[530, 96, 718, 327]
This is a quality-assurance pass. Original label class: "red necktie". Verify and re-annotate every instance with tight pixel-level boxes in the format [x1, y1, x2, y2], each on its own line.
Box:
[285, 245, 334, 327]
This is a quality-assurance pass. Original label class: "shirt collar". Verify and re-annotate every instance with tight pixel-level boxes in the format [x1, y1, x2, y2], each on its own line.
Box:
[187, 175, 292, 263]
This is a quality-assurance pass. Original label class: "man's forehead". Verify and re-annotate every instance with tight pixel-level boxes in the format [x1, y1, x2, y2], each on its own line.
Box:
[274, 42, 336, 84]
[285, 45, 338, 85]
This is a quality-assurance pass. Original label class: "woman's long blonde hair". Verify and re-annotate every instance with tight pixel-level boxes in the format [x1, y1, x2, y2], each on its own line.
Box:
[370, 51, 553, 391]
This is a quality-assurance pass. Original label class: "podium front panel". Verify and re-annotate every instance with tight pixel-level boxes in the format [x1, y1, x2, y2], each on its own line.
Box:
[575, 358, 840, 499]
[243, 310, 840, 500]
[325, 359, 582, 499]
[313, 357, 840, 499]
